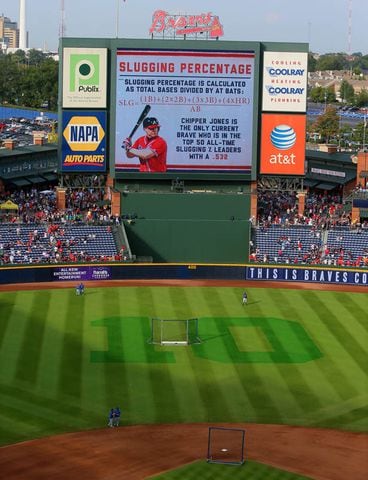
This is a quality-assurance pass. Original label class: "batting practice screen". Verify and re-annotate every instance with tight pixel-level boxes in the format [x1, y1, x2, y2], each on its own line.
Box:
[207, 426, 246, 465]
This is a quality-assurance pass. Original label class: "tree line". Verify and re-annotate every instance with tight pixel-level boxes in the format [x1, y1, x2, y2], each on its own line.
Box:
[308, 51, 368, 73]
[308, 52, 368, 106]
[307, 107, 367, 149]
[0, 49, 58, 110]
[309, 80, 368, 107]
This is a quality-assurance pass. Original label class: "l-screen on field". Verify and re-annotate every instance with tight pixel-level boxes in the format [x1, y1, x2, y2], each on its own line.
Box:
[0, 285, 367, 446]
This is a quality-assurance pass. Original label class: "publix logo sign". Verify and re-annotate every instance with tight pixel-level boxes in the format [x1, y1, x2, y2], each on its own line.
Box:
[68, 54, 100, 93]
[62, 48, 107, 108]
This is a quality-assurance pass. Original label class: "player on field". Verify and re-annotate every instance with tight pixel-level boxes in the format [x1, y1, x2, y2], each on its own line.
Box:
[113, 407, 121, 427]
[108, 408, 115, 427]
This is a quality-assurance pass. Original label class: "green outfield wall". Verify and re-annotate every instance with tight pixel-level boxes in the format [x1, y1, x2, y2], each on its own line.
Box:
[121, 192, 251, 262]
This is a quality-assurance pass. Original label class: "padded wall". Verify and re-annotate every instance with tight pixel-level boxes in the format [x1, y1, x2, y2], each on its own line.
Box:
[122, 192, 251, 263]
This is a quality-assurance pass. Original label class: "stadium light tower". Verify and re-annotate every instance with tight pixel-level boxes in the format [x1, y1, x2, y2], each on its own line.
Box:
[59, 0, 66, 38]
[347, 0, 352, 56]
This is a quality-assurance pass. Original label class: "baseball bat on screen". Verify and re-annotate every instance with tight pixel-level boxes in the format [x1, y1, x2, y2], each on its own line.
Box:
[128, 104, 151, 139]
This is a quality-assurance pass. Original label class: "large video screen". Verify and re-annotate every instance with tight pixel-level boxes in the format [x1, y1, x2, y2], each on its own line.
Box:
[115, 48, 255, 175]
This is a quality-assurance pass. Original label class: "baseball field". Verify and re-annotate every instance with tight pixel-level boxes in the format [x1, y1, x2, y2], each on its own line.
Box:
[0, 281, 367, 479]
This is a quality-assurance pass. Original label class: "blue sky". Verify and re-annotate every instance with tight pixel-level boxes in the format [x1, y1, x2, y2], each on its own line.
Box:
[1, 0, 367, 54]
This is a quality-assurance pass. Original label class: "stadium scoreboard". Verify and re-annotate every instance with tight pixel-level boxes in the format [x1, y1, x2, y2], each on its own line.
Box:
[59, 38, 308, 180]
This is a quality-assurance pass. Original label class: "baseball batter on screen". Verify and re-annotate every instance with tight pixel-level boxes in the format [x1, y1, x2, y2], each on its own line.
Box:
[123, 117, 167, 172]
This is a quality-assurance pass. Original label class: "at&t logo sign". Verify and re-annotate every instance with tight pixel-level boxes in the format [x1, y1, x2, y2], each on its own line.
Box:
[270, 125, 296, 150]
[260, 114, 306, 175]
[268, 124, 297, 166]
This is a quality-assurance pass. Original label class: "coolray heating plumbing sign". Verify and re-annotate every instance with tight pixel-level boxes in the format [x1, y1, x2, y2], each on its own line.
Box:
[262, 51, 308, 112]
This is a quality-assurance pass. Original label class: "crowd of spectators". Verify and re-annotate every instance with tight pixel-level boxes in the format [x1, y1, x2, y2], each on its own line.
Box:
[0, 186, 119, 225]
[257, 190, 353, 229]
[1, 183, 367, 267]
[257, 190, 299, 226]
[250, 228, 368, 267]
[0, 185, 131, 265]
[0, 223, 117, 265]
[303, 192, 351, 229]
[250, 227, 323, 265]
[252, 189, 368, 267]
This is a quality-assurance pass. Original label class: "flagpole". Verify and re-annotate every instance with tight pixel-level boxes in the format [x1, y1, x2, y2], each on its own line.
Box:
[116, 0, 120, 38]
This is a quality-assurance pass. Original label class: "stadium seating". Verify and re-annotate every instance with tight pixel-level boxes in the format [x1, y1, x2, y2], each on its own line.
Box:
[252, 224, 368, 266]
[0, 224, 118, 264]
[325, 226, 368, 265]
[253, 225, 323, 264]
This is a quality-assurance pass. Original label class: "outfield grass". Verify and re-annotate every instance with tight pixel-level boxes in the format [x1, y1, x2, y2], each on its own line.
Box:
[0, 286, 367, 447]
[149, 459, 312, 479]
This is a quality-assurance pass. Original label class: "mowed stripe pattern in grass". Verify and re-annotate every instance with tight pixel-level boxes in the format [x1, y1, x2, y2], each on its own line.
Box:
[0, 286, 367, 446]
[150, 459, 312, 479]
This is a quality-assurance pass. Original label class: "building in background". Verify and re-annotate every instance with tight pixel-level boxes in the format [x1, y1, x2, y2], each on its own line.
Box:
[0, 15, 19, 49]
[0, 0, 28, 52]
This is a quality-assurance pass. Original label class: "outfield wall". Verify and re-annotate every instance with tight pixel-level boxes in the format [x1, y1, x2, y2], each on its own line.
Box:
[0, 264, 367, 286]
[121, 192, 251, 263]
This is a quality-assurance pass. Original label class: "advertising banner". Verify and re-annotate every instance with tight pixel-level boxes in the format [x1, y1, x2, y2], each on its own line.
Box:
[62, 48, 107, 108]
[53, 266, 112, 281]
[246, 266, 368, 286]
[260, 113, 306, 175]
[115, 49, 255, 174]
[262, 51, 308, 112]
[61, 110, 107, 172]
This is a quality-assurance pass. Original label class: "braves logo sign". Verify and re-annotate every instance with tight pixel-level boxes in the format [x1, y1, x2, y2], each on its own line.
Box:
[149, 10, 224, 38]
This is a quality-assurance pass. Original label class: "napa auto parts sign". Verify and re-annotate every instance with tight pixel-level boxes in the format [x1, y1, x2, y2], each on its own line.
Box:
[262, 51, 308, 112]
[260, 113, 306, 175]
[61, 111, 107, 172]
